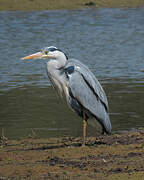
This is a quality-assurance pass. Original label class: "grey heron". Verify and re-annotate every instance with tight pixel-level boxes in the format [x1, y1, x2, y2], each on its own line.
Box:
[22, 46, 112, 146]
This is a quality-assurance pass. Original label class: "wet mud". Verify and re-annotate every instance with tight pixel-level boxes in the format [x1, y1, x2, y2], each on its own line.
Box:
[0, 130, 144, 179]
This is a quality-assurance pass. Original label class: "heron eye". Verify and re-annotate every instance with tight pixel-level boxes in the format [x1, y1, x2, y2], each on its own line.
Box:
[45, 51, 48, 55]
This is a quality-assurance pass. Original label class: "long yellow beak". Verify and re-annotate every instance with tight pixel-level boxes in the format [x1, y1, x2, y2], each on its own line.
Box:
[21, 52, 43, 60]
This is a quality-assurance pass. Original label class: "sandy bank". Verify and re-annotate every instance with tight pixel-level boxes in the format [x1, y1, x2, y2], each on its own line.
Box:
[0, 0, 144, 11]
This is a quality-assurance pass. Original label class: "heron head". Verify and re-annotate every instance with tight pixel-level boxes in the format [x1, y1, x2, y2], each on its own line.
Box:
[21, 46, 68, 60]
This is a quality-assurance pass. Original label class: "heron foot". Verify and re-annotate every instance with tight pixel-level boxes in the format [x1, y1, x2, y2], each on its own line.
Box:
[82, 143, 86, 147]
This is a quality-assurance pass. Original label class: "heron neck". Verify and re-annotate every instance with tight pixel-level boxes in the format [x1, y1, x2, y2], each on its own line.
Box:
[49, 57, 67, 69]
[46, 58, 68, 98]
[47, 58, 67, 73]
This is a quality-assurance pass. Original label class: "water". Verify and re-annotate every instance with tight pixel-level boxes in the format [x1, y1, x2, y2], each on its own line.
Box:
[0, 8, 144, 139]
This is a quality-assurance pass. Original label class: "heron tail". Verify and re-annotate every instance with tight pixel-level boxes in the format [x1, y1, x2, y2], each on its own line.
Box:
[101, 112, 112, 134]
[87, 112, 111, 135]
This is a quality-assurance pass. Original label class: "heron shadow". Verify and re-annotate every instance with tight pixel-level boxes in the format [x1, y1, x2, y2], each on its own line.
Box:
[25, 141, 106, 151]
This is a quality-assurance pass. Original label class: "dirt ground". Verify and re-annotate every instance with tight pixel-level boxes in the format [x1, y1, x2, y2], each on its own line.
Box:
[0, 0, 144, 11]
[0, 130, 144, 179]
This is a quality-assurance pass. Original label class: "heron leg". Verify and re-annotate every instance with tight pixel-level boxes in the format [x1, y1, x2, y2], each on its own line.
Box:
[82, 110, 87, 147]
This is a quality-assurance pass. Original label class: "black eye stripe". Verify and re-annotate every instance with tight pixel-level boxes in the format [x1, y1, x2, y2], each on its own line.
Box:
[48, 47, 57, 52]
[42, 47, 68, 60]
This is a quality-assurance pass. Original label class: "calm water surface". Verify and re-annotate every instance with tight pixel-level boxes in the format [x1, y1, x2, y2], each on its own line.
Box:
[0, 8, 144, 138]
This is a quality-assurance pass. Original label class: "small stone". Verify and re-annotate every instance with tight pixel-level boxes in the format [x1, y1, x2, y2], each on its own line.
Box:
[84, 2, 95, 6]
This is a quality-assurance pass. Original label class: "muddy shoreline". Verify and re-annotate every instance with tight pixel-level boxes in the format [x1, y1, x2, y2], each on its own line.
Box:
[0, 130, 144, 179]
[0, 0, 144, 11]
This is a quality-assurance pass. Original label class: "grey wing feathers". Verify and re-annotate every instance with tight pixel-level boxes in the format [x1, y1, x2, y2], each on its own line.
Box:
[65, 59, 111, 134]
[66, 59, 108, 110]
